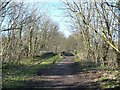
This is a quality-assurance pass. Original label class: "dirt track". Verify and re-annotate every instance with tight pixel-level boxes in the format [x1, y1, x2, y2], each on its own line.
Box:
[25, 56, 101, 89]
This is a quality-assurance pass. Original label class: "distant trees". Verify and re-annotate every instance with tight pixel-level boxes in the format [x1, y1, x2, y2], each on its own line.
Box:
[1, 0, 119, 69]
[64, 33, 78, 52]
[63, 0, 120, 68]
[1, 1, 66, 64]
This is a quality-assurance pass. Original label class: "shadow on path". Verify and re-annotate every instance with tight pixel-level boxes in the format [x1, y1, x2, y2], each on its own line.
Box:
[37, 60, 81, 76]
[4, 56, 119, 90]
[23, 56, 102, 89]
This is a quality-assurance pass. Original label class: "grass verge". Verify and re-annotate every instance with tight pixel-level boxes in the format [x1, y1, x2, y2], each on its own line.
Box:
[73, 56, 120, 89]
[2, 55, 63, 88]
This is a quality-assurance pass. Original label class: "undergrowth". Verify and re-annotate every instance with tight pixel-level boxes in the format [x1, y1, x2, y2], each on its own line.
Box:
[2, 55, 63, 88]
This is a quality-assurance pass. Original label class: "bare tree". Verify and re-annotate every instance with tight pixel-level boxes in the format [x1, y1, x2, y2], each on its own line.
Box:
[63, 0, 120, 67]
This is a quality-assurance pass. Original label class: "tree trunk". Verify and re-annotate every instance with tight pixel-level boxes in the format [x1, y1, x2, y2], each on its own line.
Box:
[117, 1, 120, 67]
[102, 42, 109, 66]
[29, 27, 33, 57]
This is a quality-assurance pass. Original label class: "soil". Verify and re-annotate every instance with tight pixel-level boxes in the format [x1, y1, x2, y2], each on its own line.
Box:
[25, 56, 102, 89]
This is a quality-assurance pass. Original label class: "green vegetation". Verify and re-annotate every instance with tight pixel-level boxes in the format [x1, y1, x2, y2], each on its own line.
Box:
[2, 55, 63, 88]
[73, 56, 120, 89]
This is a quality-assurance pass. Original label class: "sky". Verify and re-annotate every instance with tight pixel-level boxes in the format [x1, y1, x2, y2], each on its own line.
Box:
[42, 1, 71, 37]
[14, 0, 72, 37]
[3, 0, 116, 37]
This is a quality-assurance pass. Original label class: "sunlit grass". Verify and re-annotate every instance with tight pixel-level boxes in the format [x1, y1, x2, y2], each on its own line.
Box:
[2, 55, 63, 88]
[73, 56, 81, 62]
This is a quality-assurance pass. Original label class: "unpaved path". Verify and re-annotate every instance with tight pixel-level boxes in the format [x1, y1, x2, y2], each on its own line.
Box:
[25, 56, 101, 89]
